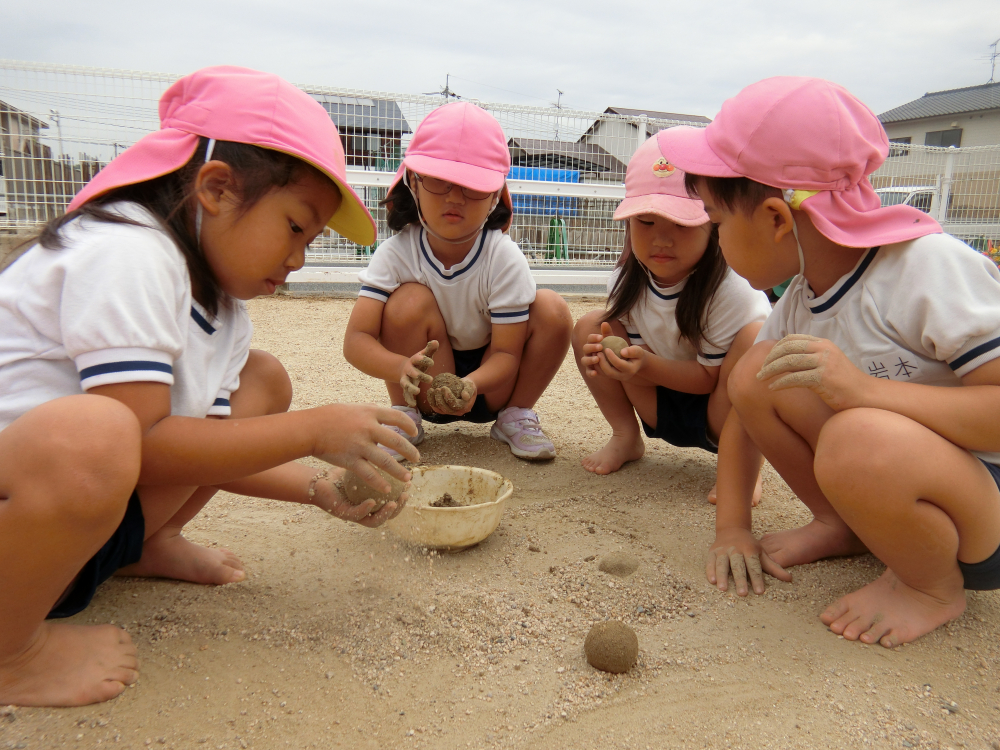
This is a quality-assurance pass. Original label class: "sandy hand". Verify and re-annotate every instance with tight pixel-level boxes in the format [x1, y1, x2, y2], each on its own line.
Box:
[312, 403, 418, 488]
[427, 373, 477, 416]
[706, 527, 791, 596]
[400, 340, 439, 407]
[310, 470, 409, 528]
[757, 334, 869, 411]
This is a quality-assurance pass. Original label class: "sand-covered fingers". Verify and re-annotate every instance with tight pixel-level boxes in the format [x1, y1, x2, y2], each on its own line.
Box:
[427, 375, 477, 416]
[399, 341, 439, 406]
[707, 529, 791, 596]
[755, 334, 870, 411]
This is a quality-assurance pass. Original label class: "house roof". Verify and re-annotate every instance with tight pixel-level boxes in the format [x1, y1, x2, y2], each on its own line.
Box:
[312, 95, 411, 134]
[879, 81, 1000, 124]
[603, 106, 711, 125]
[0, 99, 50, 131]
[507, 137, 626, 176]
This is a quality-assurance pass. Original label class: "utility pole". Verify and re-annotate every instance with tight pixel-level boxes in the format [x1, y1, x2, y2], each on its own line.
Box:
[49, 109, 64, 161]
[990, 38, 1000, 83]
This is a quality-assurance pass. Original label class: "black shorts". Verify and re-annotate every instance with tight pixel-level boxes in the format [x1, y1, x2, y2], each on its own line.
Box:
[422, 344, 499, 425]
[47, 490, 145, 619]
[639, 386, 717, 454]
[958, 460, 1000, 591]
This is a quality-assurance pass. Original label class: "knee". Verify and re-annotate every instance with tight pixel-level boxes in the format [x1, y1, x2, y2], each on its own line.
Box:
[572, 309, 605, 354]
[383, 283, 438, 329]
[814, 409, 897, 499]
[243, 349, 293, 414]
[530, 289, 572, 329]
[728, 340, 775, 414]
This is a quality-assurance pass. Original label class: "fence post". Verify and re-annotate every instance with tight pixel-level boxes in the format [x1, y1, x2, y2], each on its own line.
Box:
[637, 114, 648, 154]
[939, 148, 956, 224]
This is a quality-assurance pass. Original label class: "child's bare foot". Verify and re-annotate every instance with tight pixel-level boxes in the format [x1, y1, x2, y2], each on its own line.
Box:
[820, 569, 966, 647]
[581, 433, 645, 475]
[0, 622, 138, 706]
[761, 518, 867, 568]
[117, 527, 244, 585]
[707, 473, 763, 507]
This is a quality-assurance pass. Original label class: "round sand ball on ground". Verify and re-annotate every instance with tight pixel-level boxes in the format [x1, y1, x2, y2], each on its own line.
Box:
[600, 336, 629, 359]
[585, 620, 638, 674]
[599, 551, 639, 577]
[341, 469, 405, 511]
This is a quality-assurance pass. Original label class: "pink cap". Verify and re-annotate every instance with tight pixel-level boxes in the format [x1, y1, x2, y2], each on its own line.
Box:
[68, 66, 377, 246]
[387, 101, 513, 231]
[613, 136, 708, 226]
[657, 77, 941, 248]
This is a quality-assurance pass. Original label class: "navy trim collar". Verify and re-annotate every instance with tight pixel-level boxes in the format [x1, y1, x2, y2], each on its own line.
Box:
[190, 306, 216, 335]
[418, 229, 487, 280]
[808, 247, 879, 315]
[646, 279, 683, 301]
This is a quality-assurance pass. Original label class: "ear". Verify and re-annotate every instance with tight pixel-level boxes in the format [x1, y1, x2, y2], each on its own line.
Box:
[759, 196, 796, 245]
[194, 161, 236, 217]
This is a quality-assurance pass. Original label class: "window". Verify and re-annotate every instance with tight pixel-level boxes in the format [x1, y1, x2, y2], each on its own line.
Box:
[888, 136, 910, 157]
[924, 129, 962, 148]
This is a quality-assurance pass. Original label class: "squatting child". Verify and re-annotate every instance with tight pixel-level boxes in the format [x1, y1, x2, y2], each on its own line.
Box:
[344, 102, 573, 460]
[661, 76, 1000, 647]
[573, 135, 771, 506]
[0, 67, 420, 707]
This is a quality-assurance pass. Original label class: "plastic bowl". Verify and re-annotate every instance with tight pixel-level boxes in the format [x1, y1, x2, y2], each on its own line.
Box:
[386, 465, 512, 550]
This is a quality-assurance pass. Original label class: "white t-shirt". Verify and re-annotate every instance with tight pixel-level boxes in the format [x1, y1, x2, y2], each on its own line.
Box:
[357, 225, 536, 351]
[608, 266, 772, 367]
[757, 234, 1000, 465]
[0, 202, 253, 432]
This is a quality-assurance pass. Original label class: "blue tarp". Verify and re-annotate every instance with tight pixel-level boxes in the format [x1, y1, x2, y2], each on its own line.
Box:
[508, 166, 579, 217]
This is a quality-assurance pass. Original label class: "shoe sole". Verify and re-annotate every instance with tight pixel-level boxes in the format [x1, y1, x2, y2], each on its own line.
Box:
[490, 426, 556, 460]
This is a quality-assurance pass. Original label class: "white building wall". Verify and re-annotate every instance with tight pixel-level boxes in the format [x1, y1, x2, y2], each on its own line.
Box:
[580, 119, 640, 167]
[883, 110, 1000, 148]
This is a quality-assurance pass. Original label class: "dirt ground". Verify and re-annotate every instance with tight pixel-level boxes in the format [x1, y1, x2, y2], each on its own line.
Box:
[5, 295, 1000, 750]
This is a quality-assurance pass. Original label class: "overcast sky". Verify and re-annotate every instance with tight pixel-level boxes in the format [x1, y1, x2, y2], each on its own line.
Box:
[4, 0, 1000, 118]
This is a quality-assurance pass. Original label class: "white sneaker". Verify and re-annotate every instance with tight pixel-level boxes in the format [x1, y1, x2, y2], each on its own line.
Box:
[490, 407, 556, 460]
[381, 405, 424, 461]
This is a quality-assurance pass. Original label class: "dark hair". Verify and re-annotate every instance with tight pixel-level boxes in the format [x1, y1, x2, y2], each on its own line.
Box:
[381, 177, 512, 233]
[33, 138, 334, 316]
[683, 173, 782, 216]
[604, 221, 729, 353]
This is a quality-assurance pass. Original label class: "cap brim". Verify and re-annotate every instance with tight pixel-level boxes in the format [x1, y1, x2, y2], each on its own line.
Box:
[613, 194, 709, 226]
[656, 126, 741, 179]
[402, 154, 506, 193]
[321, 172, 376, 246]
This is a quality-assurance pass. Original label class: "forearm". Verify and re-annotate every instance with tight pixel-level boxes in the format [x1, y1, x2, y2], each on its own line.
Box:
[859, 379, 1000, 453]
[714, 411, 761, 532]
[639, 355, 718, 394]
[140, 409, 319, 486]
[216, 461, 317, 504]
[343, 330, 408, 383]
[469, 351, 520, 395]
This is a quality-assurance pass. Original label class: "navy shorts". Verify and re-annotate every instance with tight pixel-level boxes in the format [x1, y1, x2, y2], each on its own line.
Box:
[47, 490, 145, 619]
[639, 386, 717, 454]
[958, 460, 1000, 591]
[422, 344, 499, 425]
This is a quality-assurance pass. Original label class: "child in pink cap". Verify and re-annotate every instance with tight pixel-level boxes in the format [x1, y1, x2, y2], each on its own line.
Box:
[572, 136, 771, 496]
[344, 102, 573, 460]
[0, 66, 420, 707]
[660, 76, 1000, 648]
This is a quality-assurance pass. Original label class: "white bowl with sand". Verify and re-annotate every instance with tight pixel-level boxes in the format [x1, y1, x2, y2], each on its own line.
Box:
[386, 465, 512, 550]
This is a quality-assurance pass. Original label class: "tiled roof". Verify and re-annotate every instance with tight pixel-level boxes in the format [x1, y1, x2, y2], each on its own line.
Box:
[312, 95, 411, 134]
[879, 82, 1000, 123]
[604, 106, 710, 124]
[507, 137, 626, 176]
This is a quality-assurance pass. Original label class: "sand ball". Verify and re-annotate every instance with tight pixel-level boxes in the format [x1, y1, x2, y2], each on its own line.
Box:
[431, 372, 467, 397]
[585, 620, 638, 674]
[601, 336, 629, 359]
[342, 469, 405, 511]
[599, 552, 640, 577]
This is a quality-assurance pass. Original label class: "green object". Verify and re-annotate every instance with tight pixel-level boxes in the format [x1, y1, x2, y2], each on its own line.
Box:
[772, 278, 792, 298]
[546, 216, 568, 260]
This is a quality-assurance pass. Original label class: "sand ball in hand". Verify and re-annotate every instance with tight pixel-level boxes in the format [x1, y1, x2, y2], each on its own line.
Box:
[585, 620, 638, 674]
[431, 372, 467, 398]
[342, 469, 405, 512]
[601, 336, 629, 359]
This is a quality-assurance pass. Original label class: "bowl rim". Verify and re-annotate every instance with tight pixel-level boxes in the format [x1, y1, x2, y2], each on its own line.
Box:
[407, 464, 513, 511]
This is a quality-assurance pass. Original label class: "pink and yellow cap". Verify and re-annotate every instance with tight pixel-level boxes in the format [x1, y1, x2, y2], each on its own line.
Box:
[657, 76, 941, 248]
[68, 66, 377, 246]
[613, 136, 709, 226]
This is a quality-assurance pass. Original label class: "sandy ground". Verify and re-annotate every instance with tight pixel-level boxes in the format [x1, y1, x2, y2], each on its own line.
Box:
[5, 295, 1000, 750]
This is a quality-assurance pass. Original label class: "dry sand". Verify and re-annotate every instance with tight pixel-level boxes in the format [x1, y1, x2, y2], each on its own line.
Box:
[5, 295, 1000, 750]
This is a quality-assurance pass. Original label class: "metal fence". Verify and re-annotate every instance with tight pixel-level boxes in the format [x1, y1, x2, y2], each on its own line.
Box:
[2, 58, 1000, 266]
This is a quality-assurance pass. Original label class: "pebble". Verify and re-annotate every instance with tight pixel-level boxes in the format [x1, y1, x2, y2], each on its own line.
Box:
[584, 620, 639, 674]
[599, 552, 640, 577]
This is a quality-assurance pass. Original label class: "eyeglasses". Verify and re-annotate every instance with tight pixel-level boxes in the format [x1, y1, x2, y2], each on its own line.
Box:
[413, 173, 494, 201]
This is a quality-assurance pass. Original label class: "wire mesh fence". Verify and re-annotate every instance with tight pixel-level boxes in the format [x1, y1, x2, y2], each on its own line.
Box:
[2, 59, 1000, 266]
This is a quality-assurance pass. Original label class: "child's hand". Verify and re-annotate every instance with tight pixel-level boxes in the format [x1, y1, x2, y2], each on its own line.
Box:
[399, 340, 439, 407]
[427, 377, 477, 416]
[757, 334, 871, 411]
[311, 475, 409, 528]
[312, 404, 419, 489]
[599, 346, 646, 381]
[706, 527, 791, 596]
